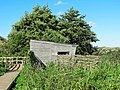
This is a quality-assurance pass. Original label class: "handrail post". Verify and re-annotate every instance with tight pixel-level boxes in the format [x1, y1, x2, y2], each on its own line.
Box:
[16, 57, 18, 64]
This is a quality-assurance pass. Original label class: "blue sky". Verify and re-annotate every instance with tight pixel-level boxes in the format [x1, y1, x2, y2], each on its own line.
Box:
[0, 0, 120, 47]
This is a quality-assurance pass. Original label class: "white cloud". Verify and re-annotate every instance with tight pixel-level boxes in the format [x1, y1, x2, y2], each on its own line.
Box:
[55, 1, 63, 5]
[87, 21, 96, 27]
[56, 1, 63, 5]
[54, 1, 68, 6]
[56, 11, 63, 15]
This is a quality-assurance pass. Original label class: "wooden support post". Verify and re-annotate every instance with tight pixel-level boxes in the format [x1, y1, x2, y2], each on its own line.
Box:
[4, 57, 6, 63]
[11, 57, 13, 65]
[16, 57, 18, 64]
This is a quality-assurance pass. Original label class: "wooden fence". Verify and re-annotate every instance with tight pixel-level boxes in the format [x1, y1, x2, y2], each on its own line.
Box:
[0, 57, 29, 64]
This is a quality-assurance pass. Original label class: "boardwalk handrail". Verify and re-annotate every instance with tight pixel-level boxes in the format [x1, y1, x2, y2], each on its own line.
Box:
[0, 56, 29, 59]
[0, 57, 29, 64]
[0, 57, 29, 60]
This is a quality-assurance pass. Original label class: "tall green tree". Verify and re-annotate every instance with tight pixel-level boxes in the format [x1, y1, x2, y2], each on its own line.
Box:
[59, 8, 98, 54]
[8, 5, 98, 56]
[8, 5, 68, 56]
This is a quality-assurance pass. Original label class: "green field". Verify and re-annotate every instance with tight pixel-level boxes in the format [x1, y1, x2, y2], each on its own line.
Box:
[13, 53, 120, 90]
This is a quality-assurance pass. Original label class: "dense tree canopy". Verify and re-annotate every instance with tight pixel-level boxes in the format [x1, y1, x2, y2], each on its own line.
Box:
[8, 5, 67, 56]
[59, 8, 98, 54]
[8, 5, 98, 56]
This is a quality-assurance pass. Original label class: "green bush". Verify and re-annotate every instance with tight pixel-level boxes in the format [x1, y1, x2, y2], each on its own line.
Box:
[0, 62, 8, 76]
[13, 55, 120, 90]
[94, 47, 120, 56]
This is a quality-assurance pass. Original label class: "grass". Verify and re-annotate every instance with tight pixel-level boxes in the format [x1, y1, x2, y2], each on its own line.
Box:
[0, 62, 8, 76]
[13, 54, 120, 90]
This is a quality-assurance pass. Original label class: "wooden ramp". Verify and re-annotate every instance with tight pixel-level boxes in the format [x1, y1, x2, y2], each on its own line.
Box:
[0, 64, 23, 90]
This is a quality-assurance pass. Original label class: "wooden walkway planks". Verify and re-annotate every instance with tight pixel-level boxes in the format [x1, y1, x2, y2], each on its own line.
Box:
[0, 64, 23, 90]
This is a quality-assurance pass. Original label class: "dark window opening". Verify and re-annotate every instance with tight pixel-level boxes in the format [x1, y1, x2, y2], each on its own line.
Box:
[57, 52, 69, 55]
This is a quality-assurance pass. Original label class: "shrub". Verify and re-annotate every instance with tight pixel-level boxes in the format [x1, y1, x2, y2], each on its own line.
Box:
[13, 55, 120, 90]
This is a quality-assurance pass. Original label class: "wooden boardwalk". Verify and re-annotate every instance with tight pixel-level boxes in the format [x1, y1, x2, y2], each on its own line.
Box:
[0, 64, 23, 90]
[0, 57, 28, 90]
